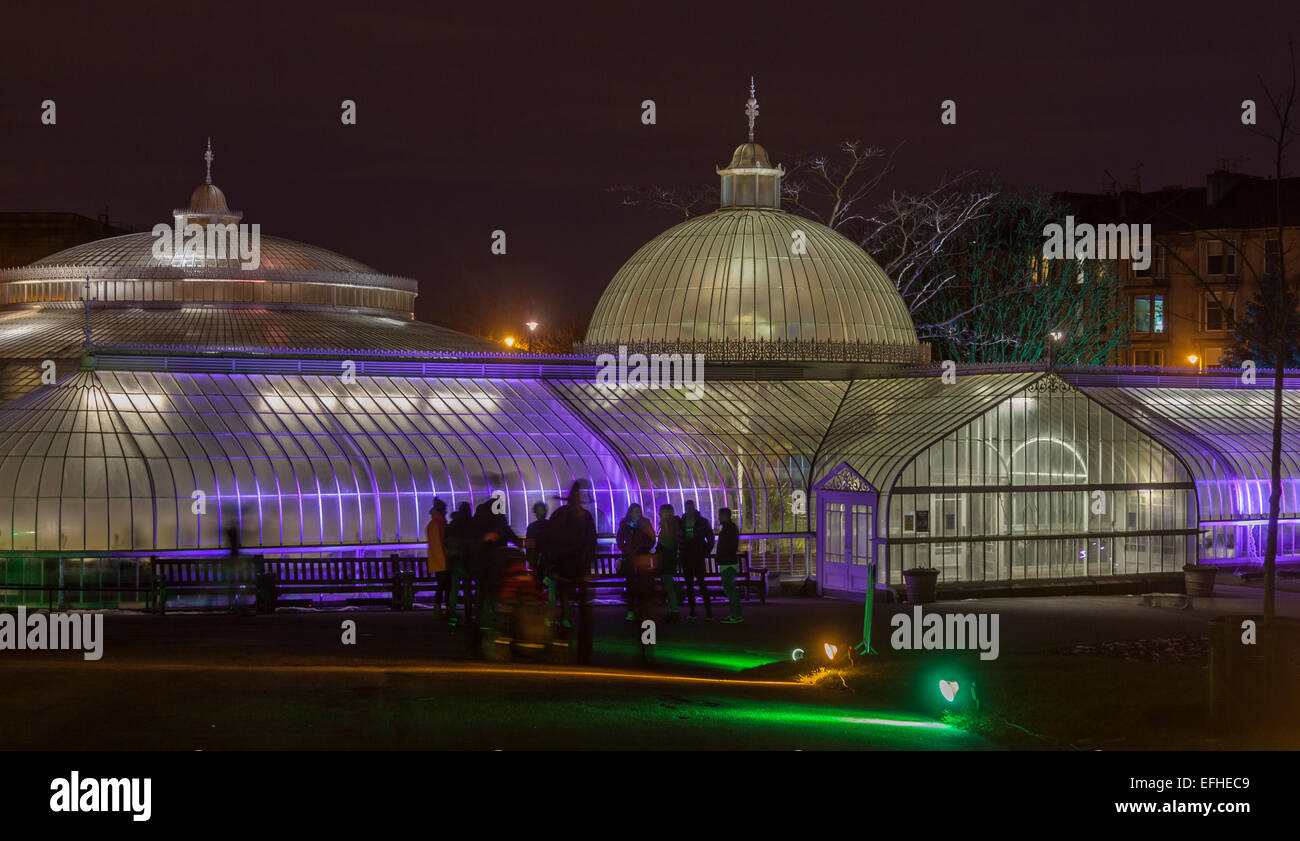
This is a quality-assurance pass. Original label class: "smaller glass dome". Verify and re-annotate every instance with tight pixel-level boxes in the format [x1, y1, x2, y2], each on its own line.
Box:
[727, 142, 773, 169]
[188, 183, 230, 214]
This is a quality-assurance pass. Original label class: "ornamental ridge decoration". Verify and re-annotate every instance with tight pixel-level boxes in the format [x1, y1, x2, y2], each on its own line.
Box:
[575, 338, 929, 365]
[1027, 372, 1075, 394]
[0, 265, 419, 293]
[817, 463, 875, 493]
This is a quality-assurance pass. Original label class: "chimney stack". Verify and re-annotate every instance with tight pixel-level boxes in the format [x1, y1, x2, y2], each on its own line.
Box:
[1206, 170, 1241, 206]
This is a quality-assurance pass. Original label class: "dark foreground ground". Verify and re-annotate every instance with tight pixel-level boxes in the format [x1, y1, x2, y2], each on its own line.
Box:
[1, 585, 1296, 749]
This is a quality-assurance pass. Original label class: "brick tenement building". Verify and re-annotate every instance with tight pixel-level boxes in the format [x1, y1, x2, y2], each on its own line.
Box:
[1063, 171, 1300, 369]
[0, 212, 135, 270]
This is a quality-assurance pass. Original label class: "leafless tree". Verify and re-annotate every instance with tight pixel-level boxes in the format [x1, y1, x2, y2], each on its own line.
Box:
[607, 184, 717, 219]
[860, 177, 997, 320]
[1153, 43, 1297, 617]
[782, 141, 896, 233]
[1255, 43, 1298, 619]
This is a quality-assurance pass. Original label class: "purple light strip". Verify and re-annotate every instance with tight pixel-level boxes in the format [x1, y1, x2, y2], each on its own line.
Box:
[91, 344, 599, 360]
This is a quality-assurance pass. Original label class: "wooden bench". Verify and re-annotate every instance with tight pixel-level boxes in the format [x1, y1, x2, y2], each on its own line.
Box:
[147, 546, 768, 613]
[151, 555, 474, 613]
[584, 550, 766, 604]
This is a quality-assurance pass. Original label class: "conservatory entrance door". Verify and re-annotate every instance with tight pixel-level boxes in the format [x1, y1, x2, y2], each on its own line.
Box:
[813, 463, 879, 596]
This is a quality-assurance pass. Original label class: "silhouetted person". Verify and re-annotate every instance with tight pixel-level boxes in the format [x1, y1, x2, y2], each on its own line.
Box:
[223, 521, 247, 614]
[525, 500, 550, 592]
[679, 500, 715, 620]
[427, 499, 449, 619]
[544, 480, 597, 629]
[716, 507, 743, 623]
[473, 497, 521, 632]
[655, 503, 682, 622]
[616, 504, 656, 622]
[445, 501, 477, 628]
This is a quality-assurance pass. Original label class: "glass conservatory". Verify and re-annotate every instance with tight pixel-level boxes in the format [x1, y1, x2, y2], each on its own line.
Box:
[1, 125, 1296, 606]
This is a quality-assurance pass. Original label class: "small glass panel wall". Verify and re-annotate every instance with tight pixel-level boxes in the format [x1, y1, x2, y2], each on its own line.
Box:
[885, 385, 1194, 584]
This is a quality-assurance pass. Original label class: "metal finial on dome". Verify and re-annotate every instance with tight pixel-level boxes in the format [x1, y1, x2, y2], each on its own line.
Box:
[745, 77, 758, 142]
[204, 138, 214, 186]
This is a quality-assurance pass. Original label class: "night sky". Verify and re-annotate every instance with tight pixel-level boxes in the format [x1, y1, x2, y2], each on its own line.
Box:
[1, 0, 1294, 338]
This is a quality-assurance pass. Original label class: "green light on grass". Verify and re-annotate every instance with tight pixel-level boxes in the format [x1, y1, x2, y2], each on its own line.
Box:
[731, 706, 956, 733]
[839, 716, 948, 729]
[592, 639, 778, 671]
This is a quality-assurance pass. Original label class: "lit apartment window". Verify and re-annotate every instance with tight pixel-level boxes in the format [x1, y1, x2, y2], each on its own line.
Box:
[1132, 349, 1165, 366]
[1202, 291, 1235, 332]
[1134, 243, 1166, 279]
[1204, 239, 1237, 276]
[1133, 294, 1165, 333]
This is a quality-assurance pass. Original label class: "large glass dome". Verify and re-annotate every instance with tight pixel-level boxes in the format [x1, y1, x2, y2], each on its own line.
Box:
[583, 105, 922, 362]
[585, 207, 920, 350]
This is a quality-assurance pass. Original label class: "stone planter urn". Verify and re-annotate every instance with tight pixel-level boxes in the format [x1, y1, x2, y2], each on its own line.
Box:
[902, 567, 939, 603]
[1184, 564, 1218, 597]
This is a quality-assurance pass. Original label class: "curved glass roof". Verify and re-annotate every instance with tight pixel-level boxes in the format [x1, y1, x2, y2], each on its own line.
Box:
[584, 208, 919, 348]
[552, 379, 845, 535]
[0, 305, 499, 357]
[0, 306, 501, 403]
[26, 231, 382, 275]
[1080, 385, 1300, 521]
[0, 365, 1292, 561]
[815, 372, 1044, 495]
[0, 371, 639, 552]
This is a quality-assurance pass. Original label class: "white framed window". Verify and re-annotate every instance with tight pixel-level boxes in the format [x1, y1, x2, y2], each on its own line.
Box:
[1132, 294, 1165, 333]
[1204, 239, 1237, 276]
[1202, 291, 1235, 332]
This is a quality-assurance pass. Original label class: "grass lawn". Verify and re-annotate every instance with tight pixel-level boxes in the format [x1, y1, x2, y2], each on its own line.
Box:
[752, 652, 1300, 750]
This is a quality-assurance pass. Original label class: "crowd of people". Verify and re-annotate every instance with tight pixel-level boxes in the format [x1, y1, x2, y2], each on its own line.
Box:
[424, 481, 745, 639]
[614, 500, 744, 624]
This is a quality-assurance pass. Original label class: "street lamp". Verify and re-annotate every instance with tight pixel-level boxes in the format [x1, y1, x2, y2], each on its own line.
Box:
[503, 336, 515, 348]
[1188, 354, 1199, 369]
[525, 320, 539, 352]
